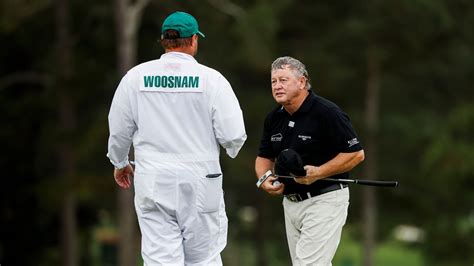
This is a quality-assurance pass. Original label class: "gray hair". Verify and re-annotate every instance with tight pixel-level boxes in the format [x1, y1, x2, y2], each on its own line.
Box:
[271, 56, 311, 90]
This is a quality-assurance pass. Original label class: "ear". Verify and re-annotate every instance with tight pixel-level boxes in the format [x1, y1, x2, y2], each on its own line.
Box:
[299, 76, 306, 90]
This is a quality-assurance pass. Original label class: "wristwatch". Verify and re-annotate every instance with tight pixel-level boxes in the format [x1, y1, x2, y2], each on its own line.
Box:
[256, 170, 273, 188]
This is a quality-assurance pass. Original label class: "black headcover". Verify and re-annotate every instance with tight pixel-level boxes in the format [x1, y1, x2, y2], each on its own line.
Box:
[275, 148, 307, 177]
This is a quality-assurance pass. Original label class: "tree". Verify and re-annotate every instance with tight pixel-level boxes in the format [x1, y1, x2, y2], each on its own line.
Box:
[55, 0, 78, 265]
[114, 0, 150, 265]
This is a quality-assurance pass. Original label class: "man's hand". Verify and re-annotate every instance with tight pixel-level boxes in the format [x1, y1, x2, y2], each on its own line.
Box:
[261, 175, 284, 195]
[294, 165, 322, 185]
[114, 164, 134, 189]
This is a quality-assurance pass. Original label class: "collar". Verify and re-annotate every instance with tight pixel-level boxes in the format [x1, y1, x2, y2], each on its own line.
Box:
[160, 52, 197, 63]
[277, 91, 316, 115]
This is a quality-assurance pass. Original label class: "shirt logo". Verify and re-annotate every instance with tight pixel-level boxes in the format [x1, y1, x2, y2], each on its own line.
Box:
[347, 138, 360, 147]
[271, 133, 283, 142]
[298, 135, 312, 141]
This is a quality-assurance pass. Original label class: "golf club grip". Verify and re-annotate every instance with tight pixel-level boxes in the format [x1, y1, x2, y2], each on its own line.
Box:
[355, 179, 398, 187]
[326, 178, 398, 187]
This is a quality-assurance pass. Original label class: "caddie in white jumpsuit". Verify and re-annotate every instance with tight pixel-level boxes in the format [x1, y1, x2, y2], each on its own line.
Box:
[107, 11, 246, 265]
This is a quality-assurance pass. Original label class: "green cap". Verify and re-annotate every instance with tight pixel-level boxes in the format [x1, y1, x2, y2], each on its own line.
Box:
[161, 11, 205, 39]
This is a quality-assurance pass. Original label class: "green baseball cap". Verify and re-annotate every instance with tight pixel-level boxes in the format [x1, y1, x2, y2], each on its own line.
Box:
[161, 11, 205, 39]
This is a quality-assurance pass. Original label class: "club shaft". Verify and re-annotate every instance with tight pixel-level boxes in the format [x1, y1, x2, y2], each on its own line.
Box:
[274, 175, 398, 187]
[326, 178, 398, 187]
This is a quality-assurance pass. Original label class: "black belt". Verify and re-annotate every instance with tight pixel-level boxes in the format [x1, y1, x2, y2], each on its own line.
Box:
[284, 183, 348, 202]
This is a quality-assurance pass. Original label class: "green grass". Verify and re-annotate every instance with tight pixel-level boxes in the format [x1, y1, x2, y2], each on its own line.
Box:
[333, 230, 425, 266]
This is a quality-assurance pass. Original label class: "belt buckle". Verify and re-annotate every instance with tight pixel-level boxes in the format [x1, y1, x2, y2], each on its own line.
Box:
[286, 193, 302, 202]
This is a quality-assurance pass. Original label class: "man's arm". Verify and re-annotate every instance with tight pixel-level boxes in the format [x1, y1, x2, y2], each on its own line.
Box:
[295, 150, 365, 185]
[255, 156, 284, 195]
[107, 74, 137, 167]
[212, 76, 247, 158]
[107, 74, 137, 188]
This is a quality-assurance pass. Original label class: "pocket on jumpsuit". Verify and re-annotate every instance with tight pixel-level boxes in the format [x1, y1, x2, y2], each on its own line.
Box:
[196, 175, 223, 213]
[134, 173, 156, 212]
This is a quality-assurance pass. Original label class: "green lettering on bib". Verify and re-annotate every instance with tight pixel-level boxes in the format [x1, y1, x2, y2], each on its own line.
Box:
[161, 76, 168, 88]
[181, 76, 188, 87]
[142, 75, 200, 89]
[144, 76, 154, 87]
[168, 76, 175, 88]
[174, 76, 182, 87]
[189, 76, 199, 88]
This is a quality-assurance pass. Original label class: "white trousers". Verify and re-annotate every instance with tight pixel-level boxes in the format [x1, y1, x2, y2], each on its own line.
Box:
[283, 187, 349, 266]
[133, 161, 227, 266]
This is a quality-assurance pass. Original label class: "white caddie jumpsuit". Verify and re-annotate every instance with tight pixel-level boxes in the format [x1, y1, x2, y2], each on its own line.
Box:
[107, 52, 247, 265]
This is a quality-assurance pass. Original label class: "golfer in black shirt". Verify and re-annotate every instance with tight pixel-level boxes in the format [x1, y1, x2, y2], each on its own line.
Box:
[255, 56, 365, 265]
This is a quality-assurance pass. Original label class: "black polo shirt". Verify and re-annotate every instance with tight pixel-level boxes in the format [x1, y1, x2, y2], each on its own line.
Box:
[258, 91, 363, 195]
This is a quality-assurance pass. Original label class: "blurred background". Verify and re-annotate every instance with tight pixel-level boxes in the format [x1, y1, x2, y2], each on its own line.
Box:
[1, 0, 473, 265]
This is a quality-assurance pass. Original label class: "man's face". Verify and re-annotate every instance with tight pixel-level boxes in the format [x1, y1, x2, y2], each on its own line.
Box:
[271, 66, 305, 105]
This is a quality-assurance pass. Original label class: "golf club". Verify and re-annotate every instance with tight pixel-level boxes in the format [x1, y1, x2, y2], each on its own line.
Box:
[274, 174, 398, 187]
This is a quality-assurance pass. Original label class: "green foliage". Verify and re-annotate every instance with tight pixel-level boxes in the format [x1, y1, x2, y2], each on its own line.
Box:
[418, 103, 474, 264]
[1, 0, 474, 265]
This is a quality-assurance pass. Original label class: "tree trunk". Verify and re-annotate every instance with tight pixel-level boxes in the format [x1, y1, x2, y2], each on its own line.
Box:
[362, 47, 380, 266]
[114, 0, 150, 265]
[55, 0, 77, 265]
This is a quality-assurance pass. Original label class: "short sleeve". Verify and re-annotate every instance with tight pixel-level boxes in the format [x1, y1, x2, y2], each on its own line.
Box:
[324, 108, 363, 153]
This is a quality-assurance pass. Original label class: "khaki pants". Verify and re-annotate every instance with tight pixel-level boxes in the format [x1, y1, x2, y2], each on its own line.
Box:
[283, 187, 349, 266]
